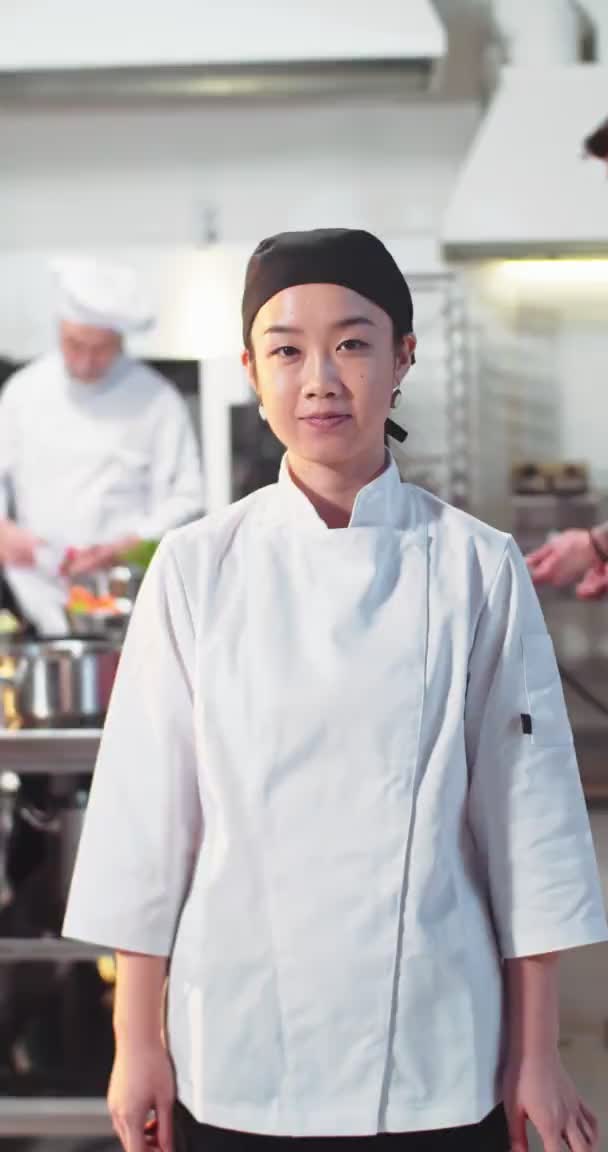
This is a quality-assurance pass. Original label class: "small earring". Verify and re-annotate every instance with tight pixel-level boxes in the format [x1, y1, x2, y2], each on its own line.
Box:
[391, 387, 402, 409]
[258, 403, 267, 422]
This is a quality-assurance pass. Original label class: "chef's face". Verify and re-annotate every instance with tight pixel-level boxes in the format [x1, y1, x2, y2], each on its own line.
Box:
[243, 284, 415, 471]
[59, 320, 122, 384]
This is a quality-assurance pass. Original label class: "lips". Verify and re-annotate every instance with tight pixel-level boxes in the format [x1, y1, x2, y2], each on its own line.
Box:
[301, 414, 351, 428]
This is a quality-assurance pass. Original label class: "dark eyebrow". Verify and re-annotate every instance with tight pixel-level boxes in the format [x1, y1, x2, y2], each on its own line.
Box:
[263, 316, 375, 336]
[263, 324, 304, 336]
[332, 316, 375, 331]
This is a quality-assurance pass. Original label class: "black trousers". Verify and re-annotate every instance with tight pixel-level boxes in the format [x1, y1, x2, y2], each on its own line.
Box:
[173, 1100, 510, 1152]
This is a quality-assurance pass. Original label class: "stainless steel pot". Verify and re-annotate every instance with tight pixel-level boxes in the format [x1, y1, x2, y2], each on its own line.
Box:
[86, 564, 145, 602]
[65, 564, 143, 642]
[0, 639, 121, 728]
[67, 597, 132, 642]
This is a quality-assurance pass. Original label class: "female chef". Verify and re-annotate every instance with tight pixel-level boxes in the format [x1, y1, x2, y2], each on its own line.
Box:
[63, 229, 608, 1152]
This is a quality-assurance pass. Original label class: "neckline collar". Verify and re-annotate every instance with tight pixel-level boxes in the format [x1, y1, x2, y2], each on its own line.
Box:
[275, 448, 403, 532]
[62, 353, 129, 400]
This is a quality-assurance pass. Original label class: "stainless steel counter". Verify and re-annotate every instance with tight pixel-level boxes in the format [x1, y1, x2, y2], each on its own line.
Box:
[0, 1096, 112, 1138]
[0, 728, 107, 960]
[0, 728, 100, 774]
[0, 727, 111, 1135]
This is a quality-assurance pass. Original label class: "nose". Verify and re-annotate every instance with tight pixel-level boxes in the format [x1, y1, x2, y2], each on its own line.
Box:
[304, 352, 342, 397]
[79, 351, 93, 371]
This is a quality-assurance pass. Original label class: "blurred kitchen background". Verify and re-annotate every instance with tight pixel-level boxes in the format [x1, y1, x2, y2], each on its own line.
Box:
[1, 0, 608, 1148]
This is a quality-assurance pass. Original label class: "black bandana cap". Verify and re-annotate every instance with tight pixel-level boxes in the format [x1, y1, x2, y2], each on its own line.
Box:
[242, 228, 414, 349]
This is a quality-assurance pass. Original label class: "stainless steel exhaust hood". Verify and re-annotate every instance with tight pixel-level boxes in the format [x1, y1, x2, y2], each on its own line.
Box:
[1, 0, 446, 104]
[442, 64, 608, 258]
[442, 2, 608, 258]
[0, 60, 441, 105]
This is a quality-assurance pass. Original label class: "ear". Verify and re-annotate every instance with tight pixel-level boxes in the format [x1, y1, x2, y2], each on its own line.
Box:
[395, 333, 417, 383]
[242, 348, 259, 399]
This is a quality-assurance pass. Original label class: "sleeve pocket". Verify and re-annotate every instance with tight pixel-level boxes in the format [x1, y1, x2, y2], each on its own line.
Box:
[521, 634, 574, 749]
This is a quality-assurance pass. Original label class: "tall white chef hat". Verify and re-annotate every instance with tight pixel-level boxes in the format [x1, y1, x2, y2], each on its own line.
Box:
[53, 257, 155, 334]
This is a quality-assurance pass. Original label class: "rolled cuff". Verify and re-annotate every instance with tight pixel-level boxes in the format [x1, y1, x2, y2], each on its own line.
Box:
[499, 916, 608, 960]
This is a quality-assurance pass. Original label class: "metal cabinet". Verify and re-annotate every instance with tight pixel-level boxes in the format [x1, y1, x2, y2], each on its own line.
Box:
[0, 731, 114, 1138]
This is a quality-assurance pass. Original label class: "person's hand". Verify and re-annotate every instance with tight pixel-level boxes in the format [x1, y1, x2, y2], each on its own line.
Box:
[0, 520, 40, 567]
[503, 1051, 599, 1152]
[61, 536, 140, 578]
[108, 1043, 176, 1152]
[575, 563, 608, 600]
[526, 530, 599, 588]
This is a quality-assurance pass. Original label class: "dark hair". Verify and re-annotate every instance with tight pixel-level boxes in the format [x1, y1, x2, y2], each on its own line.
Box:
[242, 228, 413, 348]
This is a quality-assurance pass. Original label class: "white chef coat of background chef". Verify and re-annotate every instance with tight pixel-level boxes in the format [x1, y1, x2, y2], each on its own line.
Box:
[62, 452, 608, 1137]
[0, 259, 203, 634]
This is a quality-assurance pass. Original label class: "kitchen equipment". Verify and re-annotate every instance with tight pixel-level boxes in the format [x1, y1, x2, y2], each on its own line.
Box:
[552, 463, 590, 497]
[0, 612, 23, 639]
[512, 460, 590, 497]
[70, 563, 144, 602]
[512, 462, 552, 497]
[67, 596, 132, 641]
[0, 639, 120, 728]
[56, 787, 89, 907]
[102, 563, 146, 600]
[0, 773, 19, 914]
[443, 65, 608, 258]
[65, 561, 149, 641]
[511, 491, 604, 557]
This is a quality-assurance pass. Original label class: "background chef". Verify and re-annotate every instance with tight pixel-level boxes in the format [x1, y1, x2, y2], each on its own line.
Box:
[0, 258, 204, 634]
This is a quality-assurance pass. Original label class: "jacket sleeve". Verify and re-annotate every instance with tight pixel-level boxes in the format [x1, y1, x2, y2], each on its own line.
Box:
[62, 535, 202, 954]
[135, 389, 204, 539]
[466, 536, 608, 959]
[0, 378, 18, 520]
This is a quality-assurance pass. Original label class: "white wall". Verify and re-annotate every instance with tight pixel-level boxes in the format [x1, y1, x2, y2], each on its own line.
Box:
[0, 100, 479, 265]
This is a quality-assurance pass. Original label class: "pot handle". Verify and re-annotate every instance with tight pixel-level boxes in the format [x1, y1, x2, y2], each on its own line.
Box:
[19, 804, 60, 834]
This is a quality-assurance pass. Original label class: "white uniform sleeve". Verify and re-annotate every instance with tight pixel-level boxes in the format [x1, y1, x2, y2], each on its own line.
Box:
[0, 377, 18, 520]
[466, 536, 608, 959]
[62, 536, 202, 954]
[135, 390, 204, 538]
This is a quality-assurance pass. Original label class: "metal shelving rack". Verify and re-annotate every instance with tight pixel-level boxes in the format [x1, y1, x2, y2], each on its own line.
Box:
[391, 270, 474, 511]
[443, 274, 474, 511]
[0, 730, 115, 1138]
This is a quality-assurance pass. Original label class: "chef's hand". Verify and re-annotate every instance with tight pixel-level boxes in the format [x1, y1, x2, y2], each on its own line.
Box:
[575, 563, 608, 600]
[503, 1052, 599, 1152]
[61, 536, 140, 577]
[108, 1043, 175, 1152]
[526, 530, 599, 588]
[0, 520, 40, 567]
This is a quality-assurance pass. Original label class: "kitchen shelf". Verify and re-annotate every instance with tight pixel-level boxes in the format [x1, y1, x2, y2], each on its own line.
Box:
[0, 938, 110, 962]
[0, 1096, 112, 1138]
[0, 729, 100, 774]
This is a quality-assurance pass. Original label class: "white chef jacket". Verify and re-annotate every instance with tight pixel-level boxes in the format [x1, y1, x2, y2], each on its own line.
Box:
[62, 450, 608, 1137]
[0, 351, 203, 633]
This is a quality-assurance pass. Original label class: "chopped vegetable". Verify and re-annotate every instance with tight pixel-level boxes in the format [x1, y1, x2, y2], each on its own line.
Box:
[0, 611, 21, 635]
[119, 539, 159, 570]
[67, 587, 122, 616]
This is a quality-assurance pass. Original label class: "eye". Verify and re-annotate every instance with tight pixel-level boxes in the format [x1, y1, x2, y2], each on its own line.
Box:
[338, 339, 369, 352]
[271, 345, 300, 359]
